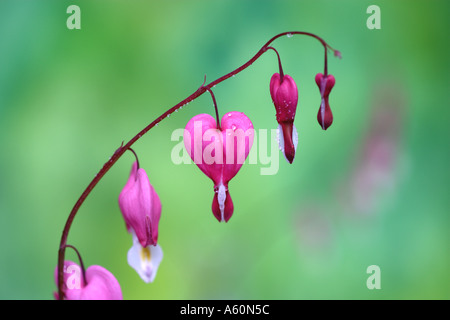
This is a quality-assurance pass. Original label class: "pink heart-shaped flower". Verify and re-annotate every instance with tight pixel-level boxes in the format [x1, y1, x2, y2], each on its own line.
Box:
[54, 261, 122, 300]
[183, 111, 254, 222]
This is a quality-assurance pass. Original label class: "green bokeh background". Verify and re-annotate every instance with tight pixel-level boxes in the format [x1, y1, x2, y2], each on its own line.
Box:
[0, 0, 448, 300]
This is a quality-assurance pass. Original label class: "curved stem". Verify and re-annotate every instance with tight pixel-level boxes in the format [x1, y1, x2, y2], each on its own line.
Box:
[266, 46, 284, 80]
[128, 148, 140, 170]
[57, 31, 338, 299]
[203, 86, 221, 130]
[64, 244, 87, 287]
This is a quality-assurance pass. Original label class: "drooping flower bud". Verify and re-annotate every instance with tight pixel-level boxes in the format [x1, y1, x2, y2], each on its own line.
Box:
[315, 73, 335, 130]
[270, 73, 298, 163]
[119, 161, 163, 283]
[184, 111, 254, 222]
[54, 261, 122, 300]
[119, 161, 161, 248]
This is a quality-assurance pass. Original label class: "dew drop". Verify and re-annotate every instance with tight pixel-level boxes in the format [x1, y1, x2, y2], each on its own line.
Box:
[228, 113, 232, 117]
[231, 125, 236, 130]
[287, 33, 293, 38]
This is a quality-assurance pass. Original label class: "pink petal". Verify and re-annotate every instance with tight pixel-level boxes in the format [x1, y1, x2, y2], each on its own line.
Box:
[119, 162, 161, 247]
[54, 261, 122, 300]
[184, 113, 223, 185]
[221, 111, 254, 184]
[212, 185, 234, 222]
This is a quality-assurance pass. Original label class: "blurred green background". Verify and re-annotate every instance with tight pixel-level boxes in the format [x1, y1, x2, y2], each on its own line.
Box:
[0, 0, 448, 300]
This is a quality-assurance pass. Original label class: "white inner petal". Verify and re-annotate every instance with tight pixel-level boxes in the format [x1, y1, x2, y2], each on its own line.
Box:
[292, 125, 298, 151]
[127, 230, 163, 283]
[218, 183, 226, 222]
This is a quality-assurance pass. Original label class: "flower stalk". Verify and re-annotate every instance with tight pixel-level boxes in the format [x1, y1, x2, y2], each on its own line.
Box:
[57, 31, 339, 299]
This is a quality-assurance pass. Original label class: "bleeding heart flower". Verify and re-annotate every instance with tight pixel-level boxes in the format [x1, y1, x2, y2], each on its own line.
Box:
[119, 161, 161, 247]
[119, 161, 163, 283]
[183, 111, 254, 222]
[54, 261, 122, 300]
[270, 73, 299, 164]
[315, 73, 335, 130]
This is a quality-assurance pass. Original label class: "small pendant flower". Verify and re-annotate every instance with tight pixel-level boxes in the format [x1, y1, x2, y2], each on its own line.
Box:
[119, 161, 163, 283]
[270, 73, 299, 163]
[54, 261, 122, 300]
[315, 73, 336, 130]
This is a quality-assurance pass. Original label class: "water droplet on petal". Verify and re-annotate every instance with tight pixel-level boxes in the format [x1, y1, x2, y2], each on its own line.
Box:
[231, 125, 236, 130]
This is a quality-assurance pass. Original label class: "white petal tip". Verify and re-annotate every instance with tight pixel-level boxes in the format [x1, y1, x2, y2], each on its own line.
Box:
[127, 237, 163, 284]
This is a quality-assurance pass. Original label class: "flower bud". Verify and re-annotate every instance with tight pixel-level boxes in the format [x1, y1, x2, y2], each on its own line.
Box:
[270, 73, 298, 163]
[119, 161, 161, 247]
[315, 73, 335, 130]
[119, 161, 163, 283]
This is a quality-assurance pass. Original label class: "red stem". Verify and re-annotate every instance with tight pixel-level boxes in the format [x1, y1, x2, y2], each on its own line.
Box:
[203, 86, 221, 130]
[57, 31, 338, 299]
[266, 46, 284, 80]
[64, 244, 86, 287]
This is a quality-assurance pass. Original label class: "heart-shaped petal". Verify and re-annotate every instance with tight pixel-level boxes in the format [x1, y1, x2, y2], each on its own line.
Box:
[184, 111, 254, 222]
[184, 111, 254, 186]
[54, 261, 122, 300]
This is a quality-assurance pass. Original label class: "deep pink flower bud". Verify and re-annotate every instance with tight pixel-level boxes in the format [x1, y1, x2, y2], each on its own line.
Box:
[270, 73, 298, 163]
[54, 261, 122, 300]
[119, 161, 161, 247]
[315, 73, 335, 130]
[184, 111, 254, 222]
[119, 161, 163, 283]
